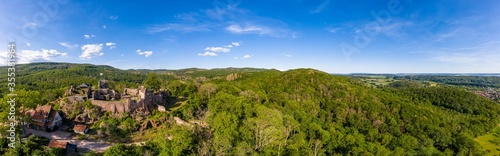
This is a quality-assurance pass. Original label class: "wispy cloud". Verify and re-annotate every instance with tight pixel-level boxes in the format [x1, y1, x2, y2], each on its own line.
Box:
[202, 2, 246, 20]
[174, 12, 202, 22]
[148, 5, 293, 38]
[359, 20, 413, 37]
[199, 41, 242, 57]
[105, 42, 116, 49]
[110, 16, 118, 20]
[80, 44, 104, 60]
[326, 27, 341, 33]
[148, 23, 210, 33]
[59, 42, 78, 49]
[311, 0, 330, 14]
[433, 28, 465, 42]
[0, 49, 67, 64]
[136, 49, 153, 57]
[430, 40, 500, 71]
[282, 53, 293, 57]
[226, 23, 290, 37]
[226, 24, 267, 34]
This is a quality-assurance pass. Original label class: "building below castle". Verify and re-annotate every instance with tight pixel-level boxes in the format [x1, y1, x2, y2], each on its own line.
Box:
[24, 105, 63, 131]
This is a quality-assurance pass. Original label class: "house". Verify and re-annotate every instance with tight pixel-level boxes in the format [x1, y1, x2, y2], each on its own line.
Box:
[24, 105, 63, 131]
[78, 83, 90, 89]
[73, 124, 89, 134]
[48, 140, 77, 153]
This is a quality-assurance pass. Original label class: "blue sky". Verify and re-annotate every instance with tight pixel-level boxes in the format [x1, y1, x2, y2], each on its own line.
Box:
[1, 0, 499, 73]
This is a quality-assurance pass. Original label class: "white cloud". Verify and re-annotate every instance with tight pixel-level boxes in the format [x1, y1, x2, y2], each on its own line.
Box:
[226, 24, 269, 34]
[205, 47, 231, 53]
[27, 43, 31, 46]
[234, 54, 253, 59]
[84, 34, 96, 39]
[231, 42, 241, 47]
[285, 54, 292, 57]
[110, 16, 118, 20]
[105, 42, 116, 46]
[199, 42, 242, 57]
[59, 42, 78, 49]
[198, 52, 217, 57]
[105, 42, 116, 49]
[80, 44, 104, 60]
[0, 49, 67, 65]
[136, 49, 153, 57]
[243, 54, 252, 59]
[103, 25, 107, 29]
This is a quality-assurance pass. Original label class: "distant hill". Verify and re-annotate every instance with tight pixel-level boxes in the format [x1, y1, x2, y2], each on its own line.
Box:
[0, 62, 269, 99]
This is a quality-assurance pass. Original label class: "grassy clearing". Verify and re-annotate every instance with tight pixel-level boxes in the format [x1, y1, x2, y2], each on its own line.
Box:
[475, 125, 500, 155]
[166, 97, 188, 111]
[131, 124, 169, 142]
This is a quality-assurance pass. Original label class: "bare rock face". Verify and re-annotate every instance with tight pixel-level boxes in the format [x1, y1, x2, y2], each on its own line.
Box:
[139, 120, 158, 131]
[226, 73, 240, 81]
[158, 105, 166, 112]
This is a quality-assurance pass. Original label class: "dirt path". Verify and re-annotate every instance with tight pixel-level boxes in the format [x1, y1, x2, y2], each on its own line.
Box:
[24, 128, 72, 140]
[24, 127, 144, 153]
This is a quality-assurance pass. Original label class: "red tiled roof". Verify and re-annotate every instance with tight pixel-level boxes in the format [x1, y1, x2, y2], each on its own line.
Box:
[25, 105, 53, 127]
[48, 140, 68, 149]
[73, 124, 87, 133]
[37, 105, 52, 114]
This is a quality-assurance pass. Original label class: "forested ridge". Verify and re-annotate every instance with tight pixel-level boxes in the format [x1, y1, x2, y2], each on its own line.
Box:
[393, 75, 500, 88]
[1, 63, 500, 155]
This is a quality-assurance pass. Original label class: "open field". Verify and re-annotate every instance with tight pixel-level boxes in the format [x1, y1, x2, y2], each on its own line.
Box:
[476, 125, 500, 155]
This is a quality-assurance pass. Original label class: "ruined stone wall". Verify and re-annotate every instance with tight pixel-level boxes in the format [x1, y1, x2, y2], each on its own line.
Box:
[124, 88, 139, 96]
[91, 99, 131, 114]
[139, 90, 146, 99]
[90, 98, 154, 115]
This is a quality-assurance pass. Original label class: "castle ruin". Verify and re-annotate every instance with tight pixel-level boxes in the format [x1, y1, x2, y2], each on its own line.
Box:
[62, 79, 169, 116]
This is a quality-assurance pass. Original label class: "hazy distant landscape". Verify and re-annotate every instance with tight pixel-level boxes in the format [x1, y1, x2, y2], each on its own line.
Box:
[1, 0, 500, 156]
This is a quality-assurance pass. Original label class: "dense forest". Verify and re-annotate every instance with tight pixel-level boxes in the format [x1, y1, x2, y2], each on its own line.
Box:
[1, 63, 500, 155]
[393, 75, 500, 88]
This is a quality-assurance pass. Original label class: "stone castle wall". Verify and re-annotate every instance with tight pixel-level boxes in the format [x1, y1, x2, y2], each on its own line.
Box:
[124, 88, 140, 96]
[91, 99, 132, 114]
